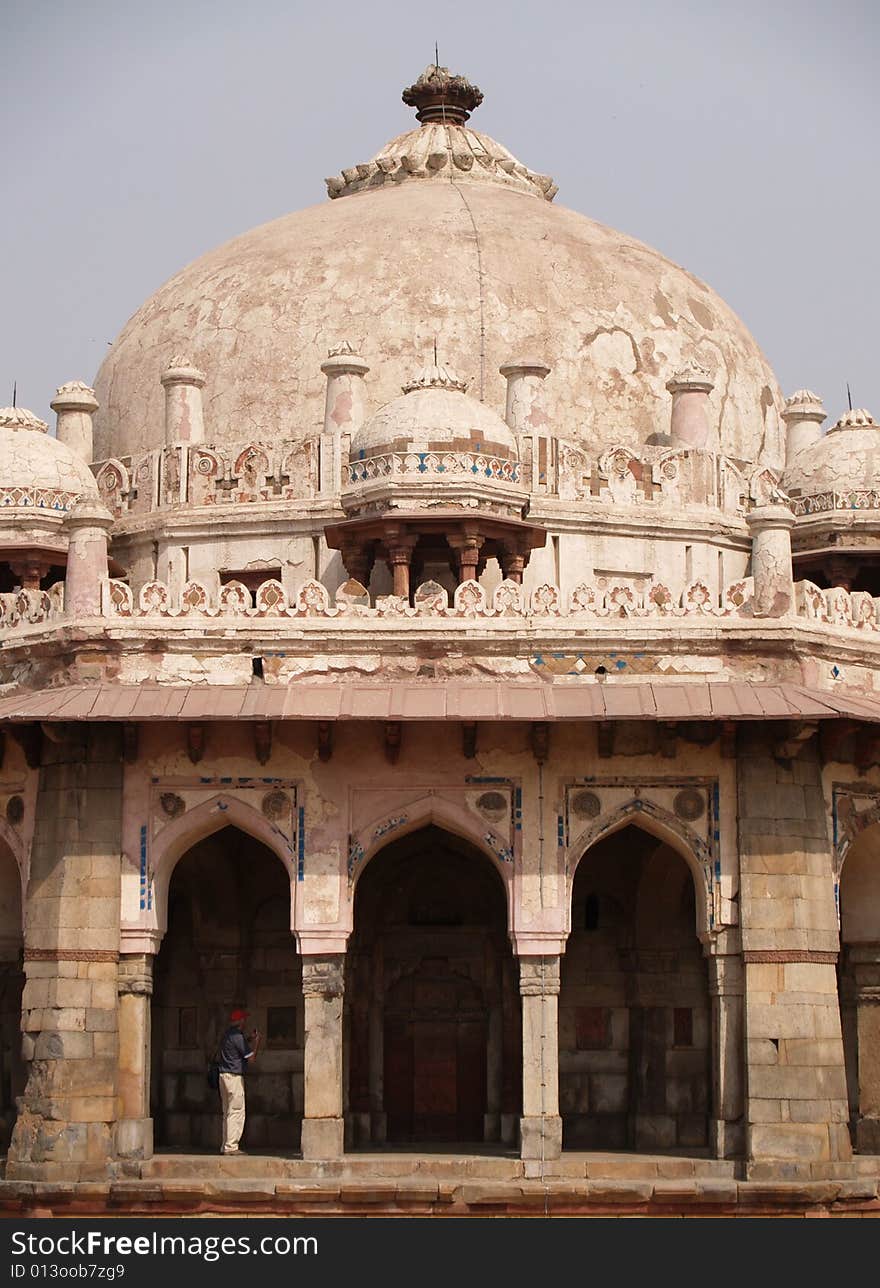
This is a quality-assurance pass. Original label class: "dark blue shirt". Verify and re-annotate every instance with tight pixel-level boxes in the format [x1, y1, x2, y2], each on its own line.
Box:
[217, 1025, 253, 1075]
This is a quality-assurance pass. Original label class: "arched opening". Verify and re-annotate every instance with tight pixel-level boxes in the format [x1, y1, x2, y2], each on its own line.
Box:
[838, 824, 880, 1153]
[0, 841, 23, 1154]
[150, 826, 301, 1152]
[561, 823, 710, 1152]
[347, 825, 520, 1148]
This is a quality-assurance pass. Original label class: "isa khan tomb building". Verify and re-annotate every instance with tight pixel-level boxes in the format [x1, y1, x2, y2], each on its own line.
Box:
[0, 65, 879, 1216]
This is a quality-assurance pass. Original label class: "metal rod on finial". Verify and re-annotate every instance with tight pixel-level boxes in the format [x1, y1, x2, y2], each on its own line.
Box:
[12, 382, 16, 408]
[847, 382, 853, 411]
[435, 41, 439, 69]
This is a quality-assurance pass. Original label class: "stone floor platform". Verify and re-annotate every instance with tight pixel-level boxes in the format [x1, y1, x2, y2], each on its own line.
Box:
[1, 1151, 879, 1217]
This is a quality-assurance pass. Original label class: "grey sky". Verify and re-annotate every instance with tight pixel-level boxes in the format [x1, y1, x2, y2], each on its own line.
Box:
[2, 0, 878, 432]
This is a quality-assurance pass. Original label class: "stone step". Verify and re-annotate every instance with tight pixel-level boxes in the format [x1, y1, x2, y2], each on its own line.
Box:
[139, 1150, 738, 1182]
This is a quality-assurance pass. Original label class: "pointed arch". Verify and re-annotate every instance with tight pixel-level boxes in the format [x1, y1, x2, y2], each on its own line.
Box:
[150, 793, 297, 937]
[566, 798, 712, 940]
[349, 793, 514, 930]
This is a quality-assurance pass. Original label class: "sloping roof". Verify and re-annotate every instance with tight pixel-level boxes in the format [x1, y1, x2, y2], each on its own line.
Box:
[0, 681, 875, 723]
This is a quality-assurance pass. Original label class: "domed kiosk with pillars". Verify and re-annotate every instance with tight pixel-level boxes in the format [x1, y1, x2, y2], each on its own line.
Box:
[0, 64, 879, 1217]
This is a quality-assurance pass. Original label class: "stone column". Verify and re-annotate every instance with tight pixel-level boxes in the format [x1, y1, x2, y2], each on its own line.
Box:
[116, 954, 153, 1162]
[50, 381, 98, 464]
[849, 945, 880, 1153]
[746, 503, 795, 618]
[63, 499, 114, 618]
[7, 726, 123, 1181]
[738, 728, 851, 1176]
[320, 344, 369, 496]
[666, 365, 717, 450]
[301, 953, 345, 1159]
[781, 390, 826, 464]
[160, 356, 205, 446]
[386, 540, 416, 600]
[448, 531, 485, 585]
[518, 955, 562, 1162]
[706, 944, 745, 1158]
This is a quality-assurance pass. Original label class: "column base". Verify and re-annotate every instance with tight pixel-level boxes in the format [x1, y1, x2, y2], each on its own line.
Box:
[301, 1117, 345, 1160]
[116, 1117, 154, 1160]
[519, 1114, 562, 1161]
[710, 1118, 744, 1159]
[856, 1118, 880, 1153]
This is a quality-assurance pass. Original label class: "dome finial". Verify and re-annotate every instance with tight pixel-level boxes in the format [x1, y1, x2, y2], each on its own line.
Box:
[402, 63, 483, 126]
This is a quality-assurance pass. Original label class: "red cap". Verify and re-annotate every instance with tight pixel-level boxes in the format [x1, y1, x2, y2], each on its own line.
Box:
[229, 1008, 248, 1022]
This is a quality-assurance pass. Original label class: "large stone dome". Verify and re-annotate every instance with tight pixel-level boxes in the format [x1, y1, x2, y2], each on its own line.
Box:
[93, 67, 783, 469]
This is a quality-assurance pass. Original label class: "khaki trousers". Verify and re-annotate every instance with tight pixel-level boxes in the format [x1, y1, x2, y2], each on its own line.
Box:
[219, 1072, 246, 1152]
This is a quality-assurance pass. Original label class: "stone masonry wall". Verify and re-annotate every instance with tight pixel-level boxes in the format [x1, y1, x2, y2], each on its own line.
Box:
[6, 727, 122, 1180]
[737, 728, 851, 1173]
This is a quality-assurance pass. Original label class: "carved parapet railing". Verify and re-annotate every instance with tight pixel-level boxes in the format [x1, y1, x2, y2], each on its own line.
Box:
[91, 438, 320, 515]
[0, 584, 63, 631]
[345, 449, 520, 486]
[790, 489, 880, 517]
[554, 441, 765, 517]
[99, 575, 757, 623]
[795, 580, 880, 630]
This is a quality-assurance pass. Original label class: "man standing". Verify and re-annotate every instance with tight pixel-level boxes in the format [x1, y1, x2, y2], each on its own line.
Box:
[217, 1007, 260, 1155]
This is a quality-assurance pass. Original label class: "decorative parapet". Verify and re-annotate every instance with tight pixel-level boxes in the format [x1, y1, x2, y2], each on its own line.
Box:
[99, 575, 757, 622]
[90, 436, 779, 520]
[791, 489, 880, 517]
[795, 580, 880, 630]
[90, 439, 320, 515]
[554, 441, 761, 516]
[0, 584, 63, 630]
[346, 448, 520, 486]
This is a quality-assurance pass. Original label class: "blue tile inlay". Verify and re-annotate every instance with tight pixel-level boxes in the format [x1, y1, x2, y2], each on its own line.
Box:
[297, 805, 305, 882]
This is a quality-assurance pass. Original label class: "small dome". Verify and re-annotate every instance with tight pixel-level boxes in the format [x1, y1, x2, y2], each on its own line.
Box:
[0, 407, 98, 506]
[350, 364, 517, 461]
[784, 407, 879, 494]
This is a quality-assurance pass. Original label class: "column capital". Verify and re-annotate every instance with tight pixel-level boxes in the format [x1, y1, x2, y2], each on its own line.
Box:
[118, 953, 154, 997]
[302, 953, 345, 999]
[518, 955, 560, 996]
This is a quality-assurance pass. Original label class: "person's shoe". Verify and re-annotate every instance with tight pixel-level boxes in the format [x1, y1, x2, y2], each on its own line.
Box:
[221, 1147, 238, 1155]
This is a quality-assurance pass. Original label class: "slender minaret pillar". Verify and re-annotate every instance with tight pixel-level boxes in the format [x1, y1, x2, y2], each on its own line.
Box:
[781, 390, 826, 463]
[160, 356, 205, 446]
[499, 359, 551, 433]
[666, 364, 716, 450]
[500, 360, 551, 490]
[63, 498, 114, 617]
[746, 503, 796, 617]
[320, 343, 369, 494]
[50, 381, 98, 463]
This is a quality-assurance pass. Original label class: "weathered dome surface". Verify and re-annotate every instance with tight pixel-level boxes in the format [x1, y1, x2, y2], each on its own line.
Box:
[352, 364, 516, 459]
[784, 408, 879, 495]
[0, 408, 98, 505]
[93, 73, 783, 468]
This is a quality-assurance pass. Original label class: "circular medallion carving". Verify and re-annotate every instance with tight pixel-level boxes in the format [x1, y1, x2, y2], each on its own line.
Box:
[476, 790, 508, 817]
[5, 795, 24, 825]
[159, 792, 185, 819]
[673, 788, 705, 822]
[262, 789, 289, 821]
[571, 789, 601, 819]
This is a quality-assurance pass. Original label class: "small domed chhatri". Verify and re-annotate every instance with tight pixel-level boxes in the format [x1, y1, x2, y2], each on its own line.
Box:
[2, 62, 880, 1213]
